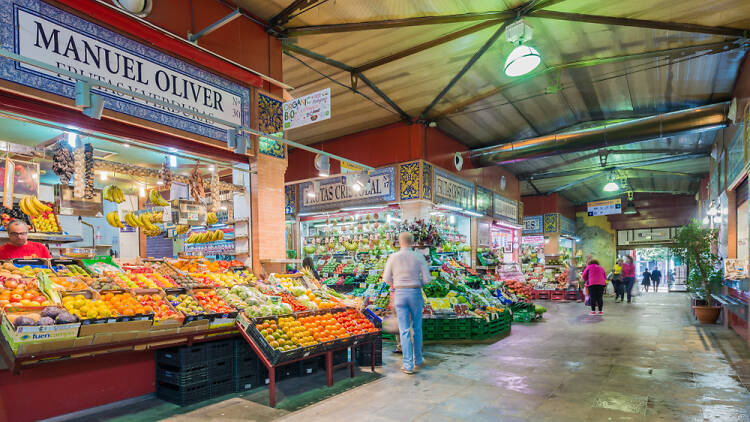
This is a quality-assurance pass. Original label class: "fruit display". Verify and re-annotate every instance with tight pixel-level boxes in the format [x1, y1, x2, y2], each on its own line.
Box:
[193, 289, 234, 313]
[175, 224, 190, 235]
[62, 294, 115, 319]
[18, 196, 59, 233]
[187, 271, 249, 288]
[206, 212, 218, 226]
[504, 279, 534, 299]
[279, 292, 307, 312]
[49, 276, 89, 291]
[256, 318, 311, 352]
[99, 292, 150, 317]
[0, 277, 50, 307]
[52, 140, 74, 184]
[124, 212, 162, 237]
[185, 229, 224, 244]
[215, 288, 249, 309]
[106, 211, 124, 229]
[165, 293, 205, 316]
[149, 189, 169, 206]
[109, 272, 181, 290]
[297, 313, 349, 342]
[52, 264, 89, 276]
[88, 278, 123, 292]
[135, 293, 180, 321]
[333, 309, 379, 335]
[102, 185, 125, 204]
[7, 306, 78, 326]
[86, 262, 122, 275]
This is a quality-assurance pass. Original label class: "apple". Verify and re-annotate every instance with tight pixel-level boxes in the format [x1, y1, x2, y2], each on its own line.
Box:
[9, 294, 21, 303]
[33, 296, 46, 304]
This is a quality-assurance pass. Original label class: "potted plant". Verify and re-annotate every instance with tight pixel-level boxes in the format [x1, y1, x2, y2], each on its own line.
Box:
[670, 219, 722, 324]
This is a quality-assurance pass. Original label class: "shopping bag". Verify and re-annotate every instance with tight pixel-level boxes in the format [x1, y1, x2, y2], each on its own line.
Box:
[382, 314, 399, 334]
[584, 295, 590, 306]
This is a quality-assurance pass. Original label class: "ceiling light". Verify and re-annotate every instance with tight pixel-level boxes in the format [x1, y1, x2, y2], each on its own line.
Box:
[208, 165, 215, 173]
[315, 154, 330, 177]
[67, 132, 77, 148]
[504, 45, 541, 77]
[100, 171, 108, 181]
[351, 182, 362, 192]
[169, 155, 177, 168]
[139, 185, 146, 197]
[123, 143, 130, 148]
[603, 181, 619, 192]
[156, 180, 164, 185]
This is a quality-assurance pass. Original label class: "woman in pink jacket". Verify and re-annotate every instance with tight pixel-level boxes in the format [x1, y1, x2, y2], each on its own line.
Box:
[582, 259, 607, 315]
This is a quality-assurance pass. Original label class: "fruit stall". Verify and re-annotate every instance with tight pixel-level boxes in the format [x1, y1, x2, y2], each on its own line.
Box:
[0, 256, 383, 411]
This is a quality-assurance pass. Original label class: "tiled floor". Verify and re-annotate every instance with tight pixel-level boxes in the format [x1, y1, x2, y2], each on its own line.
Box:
[75, 292, 750, 421]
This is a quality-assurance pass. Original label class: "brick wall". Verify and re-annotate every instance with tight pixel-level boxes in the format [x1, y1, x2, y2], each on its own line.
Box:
[251, 153, 288, 272]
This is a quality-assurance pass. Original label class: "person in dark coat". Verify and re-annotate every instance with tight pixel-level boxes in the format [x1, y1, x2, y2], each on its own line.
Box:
[641, 269, 651, 292]
[650, 268, 662, 292]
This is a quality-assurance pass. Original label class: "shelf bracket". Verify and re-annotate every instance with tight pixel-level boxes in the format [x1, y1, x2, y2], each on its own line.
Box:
[188, 9, 242, 43]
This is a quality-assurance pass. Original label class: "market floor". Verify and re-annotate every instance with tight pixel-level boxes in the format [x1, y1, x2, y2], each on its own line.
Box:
[76, 292, 750, 422]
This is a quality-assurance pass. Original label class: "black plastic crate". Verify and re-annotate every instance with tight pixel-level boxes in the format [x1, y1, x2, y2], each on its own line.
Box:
[157, 344, 207, 368]
[234, 354, 259, 378]
[209, 376, 234, 398]
[206, 339, 234, 360]
[234, 338, 254, 356]
[156, 381, 210, 406]
[299, 357, 321, 376]
[208, 356, 233, 378]
[259, 363, 299, 384]
[332, 349, 349, 365]
[235, 373, 261, 393]
[156, 363, 209, 386]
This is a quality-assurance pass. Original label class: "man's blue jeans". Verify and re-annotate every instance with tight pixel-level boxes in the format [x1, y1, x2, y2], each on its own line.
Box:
[394, 288, 424, 371]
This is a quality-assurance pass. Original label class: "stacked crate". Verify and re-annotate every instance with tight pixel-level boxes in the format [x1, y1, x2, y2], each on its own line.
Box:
[355, 332, 382, 366]
[155, 344, 211, 405]
[234, 338, 260, 392]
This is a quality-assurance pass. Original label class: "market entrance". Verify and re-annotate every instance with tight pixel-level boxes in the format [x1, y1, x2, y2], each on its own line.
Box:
[617, 247, 687, 292]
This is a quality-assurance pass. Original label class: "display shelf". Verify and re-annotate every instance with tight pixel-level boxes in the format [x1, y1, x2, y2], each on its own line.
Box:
[0, 232, 84, 243]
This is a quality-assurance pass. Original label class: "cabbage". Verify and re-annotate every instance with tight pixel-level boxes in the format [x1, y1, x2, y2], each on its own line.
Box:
[41, 307, 63, 319]
[13, 316, 34, 326]
[259, 304, 273, 316]
[244, 305, 262, 317]
[36, 316, 55, 326]
[55, 312, 78, 324]
[280, 303, 292, 314]
[290, 286, 306, 297]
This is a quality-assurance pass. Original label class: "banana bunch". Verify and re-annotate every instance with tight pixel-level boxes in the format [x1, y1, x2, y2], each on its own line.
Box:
[175, 224, 190, 235]
[103, 185, 125, 203]
[124, 212, 142, 228]
[185, 229, 224, 244]
[206, 212, 218, 226]
[106, 211, 124, 229]
[19, 196, 53, 217]
[149, 211, 163, 223]
[149, 189, 169, 206]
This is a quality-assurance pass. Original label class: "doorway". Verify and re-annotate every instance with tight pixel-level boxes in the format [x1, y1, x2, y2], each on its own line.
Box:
[617, 247, 687, 292]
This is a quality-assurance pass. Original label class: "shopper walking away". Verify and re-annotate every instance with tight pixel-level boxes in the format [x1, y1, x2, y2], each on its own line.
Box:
[641, 269, 651, 292]
[651, 268, 662, 292]
[582, 259, 607, 315]
[612, 259, 624, 302]
[566, 260, 580, 302]
[622, 256, 636, 303]
[383, 232, 431, 374]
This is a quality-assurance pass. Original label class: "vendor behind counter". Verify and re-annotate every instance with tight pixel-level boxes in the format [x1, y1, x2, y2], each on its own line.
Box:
[0, 220, 51, 259]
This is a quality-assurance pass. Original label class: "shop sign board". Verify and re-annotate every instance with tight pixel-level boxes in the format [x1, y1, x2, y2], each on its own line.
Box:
[493, 193, 518, 223]
[283, 88, 331, 130]
[560, 216, 576, 236]
[523, 215, 543, 234]
[298, 166, 395, 212]
[522, 235, 545, 246]
[433, 168, 475, 211]
[475, 186, 493, 217]
[587, 199, 621, 216]
[0, 0, 250, 142]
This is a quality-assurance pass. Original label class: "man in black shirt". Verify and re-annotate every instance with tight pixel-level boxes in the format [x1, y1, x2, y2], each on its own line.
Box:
[651, 268, 662, 292]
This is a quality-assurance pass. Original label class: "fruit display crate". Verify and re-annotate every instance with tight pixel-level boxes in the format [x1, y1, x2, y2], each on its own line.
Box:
[156, 362, 209, 386]
[156, 343, 207, 368]
[422, 314, 511, 341]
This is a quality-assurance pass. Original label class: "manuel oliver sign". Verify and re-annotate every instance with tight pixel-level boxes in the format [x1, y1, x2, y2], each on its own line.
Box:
[0, 0, 250, 141]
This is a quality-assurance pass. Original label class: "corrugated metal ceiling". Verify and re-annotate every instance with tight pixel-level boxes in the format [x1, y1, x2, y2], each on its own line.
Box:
[237, 0, 749, 202]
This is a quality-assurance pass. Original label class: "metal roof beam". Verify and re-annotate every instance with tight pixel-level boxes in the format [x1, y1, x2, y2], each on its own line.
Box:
[271, 0, 326, 27]
[530, 10, 749, 38]
[283, 11, 517, 36]
[429, 40, 745, 119]
[523, 153, 708, 181]
[353, 19, 503, 73]
[281, 43, 411, 121]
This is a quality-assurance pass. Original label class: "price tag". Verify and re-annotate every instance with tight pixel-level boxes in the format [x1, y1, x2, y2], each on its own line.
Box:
[359, 283, 366, 288]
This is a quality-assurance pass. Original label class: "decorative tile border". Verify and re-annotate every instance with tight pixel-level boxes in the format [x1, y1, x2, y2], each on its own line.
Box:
[399, 161, 421, 201]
